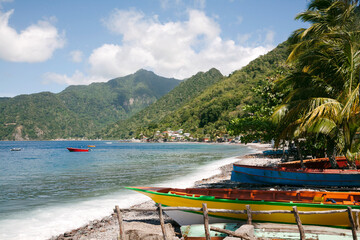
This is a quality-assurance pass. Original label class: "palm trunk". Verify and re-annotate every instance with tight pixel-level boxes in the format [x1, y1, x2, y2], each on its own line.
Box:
[326, 138, 338, 169]
[295, 140, 305, 169]
[281, 142, 289, 162]
[349, 160, 357, 169]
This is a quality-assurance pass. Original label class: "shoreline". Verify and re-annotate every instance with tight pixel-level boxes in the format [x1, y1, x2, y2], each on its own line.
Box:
[50, 143, 274, 240]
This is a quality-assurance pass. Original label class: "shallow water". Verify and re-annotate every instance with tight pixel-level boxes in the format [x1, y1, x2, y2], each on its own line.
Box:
[0, 141, 252, 240]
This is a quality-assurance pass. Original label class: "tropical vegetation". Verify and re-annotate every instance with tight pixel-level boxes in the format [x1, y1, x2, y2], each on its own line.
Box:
[271, 0, 360, 168]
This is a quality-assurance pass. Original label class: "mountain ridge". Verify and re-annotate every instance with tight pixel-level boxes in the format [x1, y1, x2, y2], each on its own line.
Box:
[101, 68, 224, 139]
[0, 70, 180, 140]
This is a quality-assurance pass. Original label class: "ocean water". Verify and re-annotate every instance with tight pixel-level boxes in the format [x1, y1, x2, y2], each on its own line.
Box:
[0, 141, 253, 240]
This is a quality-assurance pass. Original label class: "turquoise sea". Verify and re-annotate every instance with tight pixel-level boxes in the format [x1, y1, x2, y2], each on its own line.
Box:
[0, 141, 253, 240]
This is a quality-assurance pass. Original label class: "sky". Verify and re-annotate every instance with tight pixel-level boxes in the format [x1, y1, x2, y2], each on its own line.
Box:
[0, 0, 309, 97]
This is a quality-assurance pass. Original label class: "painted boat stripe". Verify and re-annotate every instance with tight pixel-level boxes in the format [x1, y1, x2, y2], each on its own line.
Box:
[233, 170, 360, 183]
[233, 164, 360, 174]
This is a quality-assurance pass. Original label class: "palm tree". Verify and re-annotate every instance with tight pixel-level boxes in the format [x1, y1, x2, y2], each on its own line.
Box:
[273, 0, 360, 168]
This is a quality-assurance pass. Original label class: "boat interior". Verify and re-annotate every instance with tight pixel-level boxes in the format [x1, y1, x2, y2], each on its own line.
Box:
[154, 187, 360, 205]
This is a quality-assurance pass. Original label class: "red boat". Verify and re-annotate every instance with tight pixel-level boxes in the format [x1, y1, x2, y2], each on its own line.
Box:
[67, 147, 89, 152]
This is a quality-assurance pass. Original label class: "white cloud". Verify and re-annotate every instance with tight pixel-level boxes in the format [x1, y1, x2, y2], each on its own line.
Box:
[194, 0, 206, 9]
[0, 0, 13, 8]
[48, 9, 272, 85]
[265, 30, 275, 44]
[236, 16, 243, 24]
[70, 50, 83, 63]
[237, 33, 251, 44]
[160, 0, 204, 10]
[0, 10, 65, 62]
[43, 70, 106, 85]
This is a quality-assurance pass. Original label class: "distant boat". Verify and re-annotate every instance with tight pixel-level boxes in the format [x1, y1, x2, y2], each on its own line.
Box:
[128, 186, 360, 228]
[87, 145, 96, 147]
[231, 163, 360, 187]
[10, 148, 21, 151]
[67, 147, 89, 152]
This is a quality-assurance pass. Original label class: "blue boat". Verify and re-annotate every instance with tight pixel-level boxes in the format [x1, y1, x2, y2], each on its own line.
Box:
[231, 164, 360, 187]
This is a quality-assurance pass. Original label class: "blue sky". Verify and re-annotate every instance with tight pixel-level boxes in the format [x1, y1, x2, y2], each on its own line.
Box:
[0, 0, 309, 97]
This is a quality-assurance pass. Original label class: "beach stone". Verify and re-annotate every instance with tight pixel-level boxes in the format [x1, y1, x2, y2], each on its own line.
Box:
[124, 222, 175, 240]
[234, 224, 255, 239]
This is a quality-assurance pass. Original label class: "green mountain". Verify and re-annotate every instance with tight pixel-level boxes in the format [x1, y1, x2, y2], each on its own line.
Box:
[154, 42, 290, 139]
[103, 42, 290, 140]
[101, 68, 224, 139]
[0, 69, 180, 140]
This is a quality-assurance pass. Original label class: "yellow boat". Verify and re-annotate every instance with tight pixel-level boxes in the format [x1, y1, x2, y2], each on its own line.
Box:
[127, 187, 360, 228]
[87, 145, 96, 147]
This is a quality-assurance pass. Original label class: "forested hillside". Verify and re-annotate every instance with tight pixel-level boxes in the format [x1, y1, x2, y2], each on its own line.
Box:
[102, 42, 290, 140]
[101, 68, 224, 138]
[0, 70, 180, 140]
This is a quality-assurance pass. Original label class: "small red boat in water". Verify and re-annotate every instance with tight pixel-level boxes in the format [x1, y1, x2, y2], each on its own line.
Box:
[67, 147, 89, 152]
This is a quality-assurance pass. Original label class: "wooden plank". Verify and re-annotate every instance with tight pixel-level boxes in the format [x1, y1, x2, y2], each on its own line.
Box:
[246, 205, 252, 225]
[347, 207, 358, 240]
[158, 204, 168, 240]
[298, 209, 347, 215]
[118, 207, 347, 215]
[202, 203, 211, 240]
[115, 205, 125, 240]
[293, 206, 305, 240]
[251, 210, 292, 214]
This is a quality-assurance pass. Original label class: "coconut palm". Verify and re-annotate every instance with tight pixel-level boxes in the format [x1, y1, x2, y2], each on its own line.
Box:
[273, 0, 360, 168]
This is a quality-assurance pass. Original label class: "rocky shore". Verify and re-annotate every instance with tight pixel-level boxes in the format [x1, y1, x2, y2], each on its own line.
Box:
[50, 143, 275, 240]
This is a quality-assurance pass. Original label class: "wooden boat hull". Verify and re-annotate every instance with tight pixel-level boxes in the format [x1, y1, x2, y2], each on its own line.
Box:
[180, 223, 356, 240]
[67, 147, 89, 152]
[128, 187, 360, 228]
[231, 164, 360, 187]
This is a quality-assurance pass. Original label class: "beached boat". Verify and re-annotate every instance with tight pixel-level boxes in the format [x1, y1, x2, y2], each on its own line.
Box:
[231, 164, 360, 187]
[279, 156, 360, 169]
[66, 147, 89, 152]
[128, 186, 360, 228]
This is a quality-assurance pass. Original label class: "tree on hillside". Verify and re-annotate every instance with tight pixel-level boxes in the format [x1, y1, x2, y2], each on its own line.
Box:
[228, 75, 285, 144]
